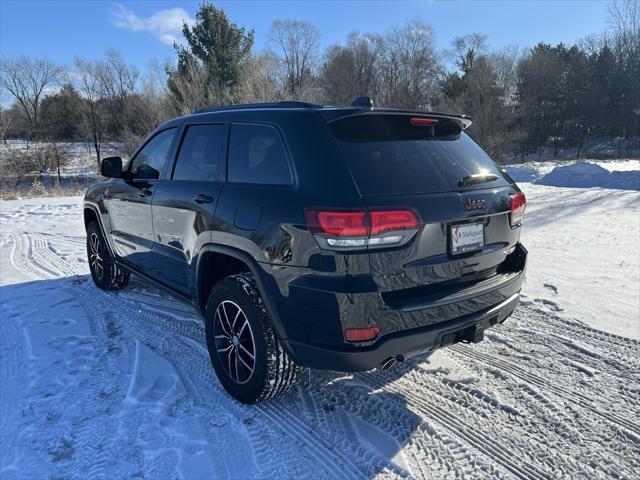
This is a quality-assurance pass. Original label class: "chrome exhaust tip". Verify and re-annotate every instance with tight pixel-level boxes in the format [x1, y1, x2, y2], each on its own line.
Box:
[380, 356, 397, 371]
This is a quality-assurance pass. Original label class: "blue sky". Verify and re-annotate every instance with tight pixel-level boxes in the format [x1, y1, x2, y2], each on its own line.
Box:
[1, 0, 610, 71]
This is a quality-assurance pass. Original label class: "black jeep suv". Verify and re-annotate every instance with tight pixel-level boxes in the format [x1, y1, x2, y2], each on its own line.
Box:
[83, 98, 527, 403]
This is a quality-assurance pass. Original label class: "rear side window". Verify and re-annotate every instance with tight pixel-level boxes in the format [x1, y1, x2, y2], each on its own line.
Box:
[228, 124, 292, 185]
[173, 124, 225, 181]
[330, 114, 509, 195]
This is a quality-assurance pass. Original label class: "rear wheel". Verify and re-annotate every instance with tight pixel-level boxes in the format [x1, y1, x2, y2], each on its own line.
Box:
[205, 273, 298, 404]
[86, 221, 129, 290]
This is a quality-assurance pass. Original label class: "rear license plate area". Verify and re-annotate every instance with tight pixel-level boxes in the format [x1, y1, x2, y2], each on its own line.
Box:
[450, 222, 484, 255]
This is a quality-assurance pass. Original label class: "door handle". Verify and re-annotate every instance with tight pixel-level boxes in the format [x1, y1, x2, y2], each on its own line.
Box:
[138, 189, 152, 197]
[192, 193, 214, 204]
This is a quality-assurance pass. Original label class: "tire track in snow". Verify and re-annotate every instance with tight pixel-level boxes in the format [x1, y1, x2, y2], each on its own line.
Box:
[9, 232, 370, 479]
[388, 359, 625, 478]
[359, 370, 552, 480]
[451, 344, 640, 439]
[4, 228, 476, 478]
[6, 226, 640, 479]
[451, 307, 640, 439]
[0, 309, 34, 474]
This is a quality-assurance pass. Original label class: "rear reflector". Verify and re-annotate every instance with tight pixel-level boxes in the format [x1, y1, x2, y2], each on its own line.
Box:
[344, 326, 380, 342]
[510, 192, 527, 226]
[410, 117, 439, 126]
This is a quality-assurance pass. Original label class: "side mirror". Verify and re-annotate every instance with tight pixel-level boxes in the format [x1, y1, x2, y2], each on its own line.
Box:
[101, 156, 123, 178]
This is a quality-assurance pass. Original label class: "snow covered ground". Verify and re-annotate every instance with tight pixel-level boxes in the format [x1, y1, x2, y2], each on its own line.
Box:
[1, 140, 123, 177]
[1, 160, 639, 478]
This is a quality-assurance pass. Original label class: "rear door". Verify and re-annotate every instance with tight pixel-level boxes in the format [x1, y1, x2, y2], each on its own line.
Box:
[212, 123, 296, 263]
[107, 127, 177, 272]
[151, 123, 227, 294]
[329, 113, 521, 295]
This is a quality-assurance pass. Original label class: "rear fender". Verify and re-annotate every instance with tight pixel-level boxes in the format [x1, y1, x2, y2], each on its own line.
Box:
[194, 244, 291, 347]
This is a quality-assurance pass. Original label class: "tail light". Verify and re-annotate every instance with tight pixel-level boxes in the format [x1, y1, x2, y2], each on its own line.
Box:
[510, 192, 526, 227]
[304, 208, 421, 250]
[344, 326, 380, 342]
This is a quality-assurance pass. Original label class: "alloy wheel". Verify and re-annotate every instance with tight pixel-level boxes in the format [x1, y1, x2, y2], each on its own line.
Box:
[89, 232, 104, 280]
[213, 300, 256, 384]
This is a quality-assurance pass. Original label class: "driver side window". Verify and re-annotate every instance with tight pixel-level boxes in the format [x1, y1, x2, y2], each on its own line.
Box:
[130, 128, 177, 179]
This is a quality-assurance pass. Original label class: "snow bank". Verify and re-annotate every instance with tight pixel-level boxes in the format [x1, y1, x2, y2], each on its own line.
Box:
[505, 160, 640, 190]
[505, 165, 541, 183]
[534, 162, 639, 190]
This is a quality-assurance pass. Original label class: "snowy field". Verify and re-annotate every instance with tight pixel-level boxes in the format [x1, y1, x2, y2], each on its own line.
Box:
[1, 140, 123, 177]
[1, 160, 639, 479]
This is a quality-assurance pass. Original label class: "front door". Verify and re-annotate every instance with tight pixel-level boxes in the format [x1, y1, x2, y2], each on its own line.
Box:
[107, 127, 178, 274]
[151, 123, 227, 294]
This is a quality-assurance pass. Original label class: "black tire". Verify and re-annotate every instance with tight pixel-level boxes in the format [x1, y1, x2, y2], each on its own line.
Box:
[205, 273, 298, 404]
[86, 221, 130, 291]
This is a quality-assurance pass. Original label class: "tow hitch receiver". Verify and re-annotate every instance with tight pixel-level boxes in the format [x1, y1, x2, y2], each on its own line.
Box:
[461, 324, 485, 344]
[440, 324, 486, 347]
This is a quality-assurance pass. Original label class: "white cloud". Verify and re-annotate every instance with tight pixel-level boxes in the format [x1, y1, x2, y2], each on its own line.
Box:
[112, 4, 194, 45]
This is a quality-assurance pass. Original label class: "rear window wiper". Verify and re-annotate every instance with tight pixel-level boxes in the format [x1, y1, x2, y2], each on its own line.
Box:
[458, 173, 499, 187]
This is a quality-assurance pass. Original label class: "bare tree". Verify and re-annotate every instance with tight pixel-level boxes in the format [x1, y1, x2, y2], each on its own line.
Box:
[608, 0, 640, 137]
[100, 48, 139, 101]
[347, 33, 384, 99]
[0, 57, 62, 139]
[320, 45, 356, 104]
[608, 0, 640, 49]
[450, 33, 488, 72]
[0, 106, 13, 144]
[167, 55, 213, 115]
[74, 58, 107, 168]
[121, 60, 172, 156]
[240, 53, 282, 103]
[320, 33, 385, 105]
[488, 46, 522, 100]
[380, 18, 442, 109]
[268, 20, 320, 97]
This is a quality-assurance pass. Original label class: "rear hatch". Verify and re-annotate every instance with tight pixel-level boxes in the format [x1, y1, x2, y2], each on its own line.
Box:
[328, 112, 523, 309]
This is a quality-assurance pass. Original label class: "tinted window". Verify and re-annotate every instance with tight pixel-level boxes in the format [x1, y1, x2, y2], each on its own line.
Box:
[228, 124, 292, 185]
[173, 124, 225, 181]
[330, 114, 509, 195]
[130, 128, 176, 179]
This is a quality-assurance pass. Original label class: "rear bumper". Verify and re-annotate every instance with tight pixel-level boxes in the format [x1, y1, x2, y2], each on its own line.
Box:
[266, 243, 527, 371]
[282, 292, 521, 371]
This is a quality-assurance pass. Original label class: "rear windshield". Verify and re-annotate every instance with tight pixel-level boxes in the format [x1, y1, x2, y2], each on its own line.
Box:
[330, 114, 509, 195]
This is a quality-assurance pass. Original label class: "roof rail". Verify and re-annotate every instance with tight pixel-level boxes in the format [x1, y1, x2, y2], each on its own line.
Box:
[193, 101, 322, 114]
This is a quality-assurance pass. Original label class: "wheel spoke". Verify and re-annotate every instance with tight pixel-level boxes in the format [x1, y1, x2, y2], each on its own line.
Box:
[227, 348, 234, 380]
[237, 319, 248, 338]
[214, 334, 231, 340]
[237, 352, 254, 373]
[221, 303, 234, 334]
[216, 309, 232, 337]
[234, 349, 240, 382]
[231, 309, 242, 330]
[238, 343, 254, 360]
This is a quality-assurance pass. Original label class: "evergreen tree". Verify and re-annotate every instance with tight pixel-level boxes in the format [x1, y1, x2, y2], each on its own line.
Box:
[168, 2, 254, 109]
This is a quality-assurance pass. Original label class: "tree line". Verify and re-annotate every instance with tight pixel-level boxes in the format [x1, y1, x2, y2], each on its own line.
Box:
[1, 0, 638, 167]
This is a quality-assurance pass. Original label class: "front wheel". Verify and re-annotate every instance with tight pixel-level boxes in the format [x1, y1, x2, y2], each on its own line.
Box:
[86, 221, 129, 291]
[205, 273, 298, 404]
